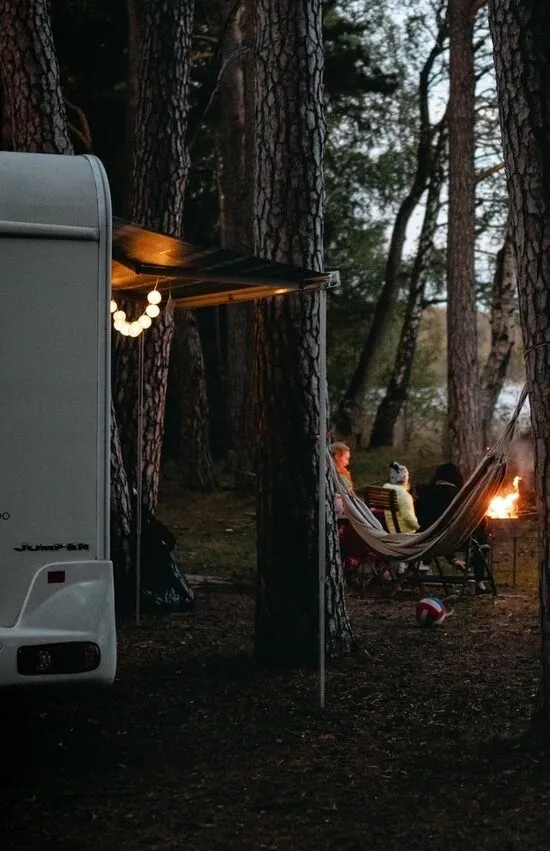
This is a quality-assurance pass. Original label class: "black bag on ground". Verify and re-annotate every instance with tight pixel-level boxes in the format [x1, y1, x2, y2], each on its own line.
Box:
[140, 513, 194, 612]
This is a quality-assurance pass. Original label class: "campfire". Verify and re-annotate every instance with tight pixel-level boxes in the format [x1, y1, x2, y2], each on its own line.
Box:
[486, 476, 521, 519]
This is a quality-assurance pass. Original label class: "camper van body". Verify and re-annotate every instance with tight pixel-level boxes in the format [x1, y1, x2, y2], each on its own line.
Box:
[0, 152, 116, 685]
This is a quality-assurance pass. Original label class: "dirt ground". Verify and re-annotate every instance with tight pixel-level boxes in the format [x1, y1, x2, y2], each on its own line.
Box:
[2, 569, 549, 851]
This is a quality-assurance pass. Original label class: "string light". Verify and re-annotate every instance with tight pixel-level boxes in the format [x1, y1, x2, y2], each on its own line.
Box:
[111, 288, 163, 337]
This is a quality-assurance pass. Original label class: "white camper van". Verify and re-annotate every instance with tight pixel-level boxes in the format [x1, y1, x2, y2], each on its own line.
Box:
[0, 152, 116, 686]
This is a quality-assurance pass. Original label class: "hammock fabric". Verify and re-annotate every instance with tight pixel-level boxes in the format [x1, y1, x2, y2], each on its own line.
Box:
[330, 385, 529, 562]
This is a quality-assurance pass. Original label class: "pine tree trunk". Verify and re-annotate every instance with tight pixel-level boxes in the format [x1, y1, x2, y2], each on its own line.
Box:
[124, 0, 141, 216]
[114, 0, 214, 512]
[447, 0, 481, 476]
[370, 126, 446, 449]
[488, 0, 550, 723]
[219, 0, 255, 487]
[110, 399, 134, 614]
[0, 0, 72, 153]
[175, 310, 215, 491]
[479, 220, 517, 445]
[253, 0, 354, 666]
[128, 0, 192, 232]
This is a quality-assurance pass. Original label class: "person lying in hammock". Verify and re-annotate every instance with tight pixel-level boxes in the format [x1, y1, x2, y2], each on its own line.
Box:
[415, 462, 491, 594]
[382, 462, 420, 533]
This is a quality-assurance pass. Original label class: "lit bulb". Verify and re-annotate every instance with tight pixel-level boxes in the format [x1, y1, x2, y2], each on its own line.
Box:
[147, 289, 162, 305]
[113, 319, 125, 332]
[110, 299, 118, 314]
[138, 314, 152, 329]
[129, 322, 142, 337]
[145, 303, 160, 318]
[119, 322, 131, 336]
[113, 309, 126, 322]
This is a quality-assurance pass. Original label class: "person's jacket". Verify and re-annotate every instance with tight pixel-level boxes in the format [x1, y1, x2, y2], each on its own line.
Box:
[415, 480, 458, 531]
[382, 482, 419, 533]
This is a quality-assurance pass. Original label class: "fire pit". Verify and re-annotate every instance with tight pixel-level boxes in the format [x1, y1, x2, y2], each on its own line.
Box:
[485, 477, 528, 587]
[486, 475, 521, 521]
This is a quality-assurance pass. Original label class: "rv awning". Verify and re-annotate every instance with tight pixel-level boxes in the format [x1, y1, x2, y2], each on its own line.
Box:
[111, 217, 329, 309]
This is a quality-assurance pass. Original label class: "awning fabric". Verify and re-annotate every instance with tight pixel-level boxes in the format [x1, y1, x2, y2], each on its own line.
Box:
[111, 217, 329, 309]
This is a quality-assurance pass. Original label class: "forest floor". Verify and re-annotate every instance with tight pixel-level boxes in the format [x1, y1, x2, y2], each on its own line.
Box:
[1, 472, 547, 851]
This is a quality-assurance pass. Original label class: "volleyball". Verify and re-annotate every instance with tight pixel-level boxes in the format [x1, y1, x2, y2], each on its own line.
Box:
[416, 596, 447, 627]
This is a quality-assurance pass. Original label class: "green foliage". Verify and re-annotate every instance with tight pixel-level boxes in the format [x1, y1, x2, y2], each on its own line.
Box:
[324, 2, 439, 407]
[324, 0, 399, 130]
[346, 441, 445, 488]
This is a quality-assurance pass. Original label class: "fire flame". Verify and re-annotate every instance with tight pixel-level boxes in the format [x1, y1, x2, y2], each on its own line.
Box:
[486, 476, 521, 518]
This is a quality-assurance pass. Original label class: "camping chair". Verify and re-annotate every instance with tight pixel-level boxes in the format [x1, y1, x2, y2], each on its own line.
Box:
[361, 486, 401, 533]
[336, 485, 398, 589]
[350, 486, 405, 588]
[357, 485, 452, 593]
[456, 531, 496, 597]
[360, 485, 496, 596]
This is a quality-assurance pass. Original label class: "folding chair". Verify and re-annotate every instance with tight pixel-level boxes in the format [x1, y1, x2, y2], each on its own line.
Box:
[413, 535, 496, 597]
[361, 486, 401, 533]
[350, 486, 404, 589]
[358, 486, 451, 593]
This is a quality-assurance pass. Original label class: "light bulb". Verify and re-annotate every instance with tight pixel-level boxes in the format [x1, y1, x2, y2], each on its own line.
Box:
[138, 314, 152, 329]
[113, 309, 126, 322]
[129, 322, 142, 337]
[110, 299, 118, 313]
[145, 303, 160, 318]
[147, 289, 162, 305]
[119, 322, 131, 336]
[113, 319, 125, 332]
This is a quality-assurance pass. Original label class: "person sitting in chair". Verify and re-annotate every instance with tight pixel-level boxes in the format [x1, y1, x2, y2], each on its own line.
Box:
[415, 462, 463, 531]
[330, 441, 353, 519]
[383, 462, 419, 534]
[330, 442, 363, 581]
[415, 462, 491, 595]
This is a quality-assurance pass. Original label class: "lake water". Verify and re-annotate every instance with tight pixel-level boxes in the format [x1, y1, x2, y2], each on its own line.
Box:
[366, 383, 530, 424]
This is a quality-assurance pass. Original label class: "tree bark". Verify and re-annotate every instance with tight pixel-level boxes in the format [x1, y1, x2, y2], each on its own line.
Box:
[175, 310, 215, 491]
[114, 0, 214, 511]
[479, 218, 517, 445]
[124, 0, 141, 216]
[0, 0, 72, 153]
[253, 0, 355, 666]
[334, 20, 447, 441]
[219, 0, 255, 487]
[369, 125, 447, 449]
[447, 0, 481, 476]
[488, 0, 550, 722]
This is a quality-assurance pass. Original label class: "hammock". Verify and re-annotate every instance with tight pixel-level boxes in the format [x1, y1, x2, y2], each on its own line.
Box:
[330, 385, 529, 562]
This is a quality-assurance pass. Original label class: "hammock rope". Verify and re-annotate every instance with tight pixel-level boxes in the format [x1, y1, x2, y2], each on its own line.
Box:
[330, 384, 529, 562]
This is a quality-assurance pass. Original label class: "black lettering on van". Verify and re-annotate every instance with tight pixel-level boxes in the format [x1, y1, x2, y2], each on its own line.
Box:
[14, 542, 91, 552]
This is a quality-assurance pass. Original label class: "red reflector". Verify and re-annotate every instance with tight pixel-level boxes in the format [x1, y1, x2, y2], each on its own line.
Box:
[47, 570, 66, 584]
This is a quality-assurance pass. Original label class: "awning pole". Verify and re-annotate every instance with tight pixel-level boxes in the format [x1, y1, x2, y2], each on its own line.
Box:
[135, 332, 144, 624]
[318, 284, 327, 709]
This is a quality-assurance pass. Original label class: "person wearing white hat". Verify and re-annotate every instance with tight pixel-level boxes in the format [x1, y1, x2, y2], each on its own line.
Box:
[382, 461, 420, 534]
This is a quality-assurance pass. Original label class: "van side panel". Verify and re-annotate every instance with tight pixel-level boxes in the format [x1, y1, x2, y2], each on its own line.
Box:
[0, 236, 109, 626]
[0, 153, 115, 685]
